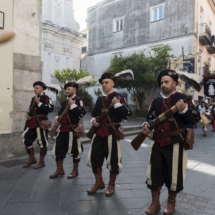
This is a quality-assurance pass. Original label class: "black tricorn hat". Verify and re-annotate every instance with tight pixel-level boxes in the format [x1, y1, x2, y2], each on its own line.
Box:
[33, 81, 47, 90]
[157, 69, 178, 86]
[64, 82, 79, 90]
[99, 72, 115, 84]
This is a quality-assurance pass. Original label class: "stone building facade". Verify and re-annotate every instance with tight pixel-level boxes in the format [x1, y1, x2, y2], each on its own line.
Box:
[0, 0, 42, 160]
[82, 0, 215, 105]
[80, 28, 89, 59]
[41, 0, 85, 104]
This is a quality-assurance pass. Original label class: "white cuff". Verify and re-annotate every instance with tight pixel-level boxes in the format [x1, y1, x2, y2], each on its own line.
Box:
[91, 118, 95, 124]
[142, 122, 149, 127]
[38, 102, 42, 107]
[179, 105, 188, 114]
[70, 104, 77, 110]
[114, 103, 122, 109]
[55, 116, 59, 119]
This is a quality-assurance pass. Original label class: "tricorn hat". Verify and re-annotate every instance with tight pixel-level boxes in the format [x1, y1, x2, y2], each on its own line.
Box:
[157, 69, 178, 86]
[99, 72, 115, 84]
[64, 82, 79, 90]
[33, 81, 47, 90]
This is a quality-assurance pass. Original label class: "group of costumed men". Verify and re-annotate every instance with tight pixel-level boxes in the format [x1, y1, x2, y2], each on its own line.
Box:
[22, 69, 199, 215]
[197, 100, 215, 137]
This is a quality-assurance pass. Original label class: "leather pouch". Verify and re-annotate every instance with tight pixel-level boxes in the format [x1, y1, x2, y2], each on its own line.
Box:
[73, 125, 85, 138]
[115, 127, 124, 140]
[39, 120, 52, 130]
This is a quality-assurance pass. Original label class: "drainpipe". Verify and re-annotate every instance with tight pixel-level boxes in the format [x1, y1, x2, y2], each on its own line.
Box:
[195, 0, 200, 100]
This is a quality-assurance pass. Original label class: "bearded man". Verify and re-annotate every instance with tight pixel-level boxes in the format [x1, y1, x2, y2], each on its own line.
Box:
[50, 82, 86, 179]
[143, 69, 196, 215]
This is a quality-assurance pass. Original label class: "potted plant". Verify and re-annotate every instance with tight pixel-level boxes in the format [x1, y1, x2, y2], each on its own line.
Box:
[204, 60, 211, 70]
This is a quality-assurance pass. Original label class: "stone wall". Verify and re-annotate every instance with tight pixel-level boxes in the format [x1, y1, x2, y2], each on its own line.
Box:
[87, 0, 195, 54]
[0, 0, 42, 160]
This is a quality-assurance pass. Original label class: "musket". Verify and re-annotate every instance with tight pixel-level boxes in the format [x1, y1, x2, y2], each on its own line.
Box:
[131, 96, 192, 151]
[49, 105, 70, 138]
[49, 97, 80, 138]
[24, 96, 40, 130]
[86, 102, 115, 139]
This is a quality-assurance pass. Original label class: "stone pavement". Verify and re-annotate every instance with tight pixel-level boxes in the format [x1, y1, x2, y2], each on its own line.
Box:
[0, 124, 215, 214]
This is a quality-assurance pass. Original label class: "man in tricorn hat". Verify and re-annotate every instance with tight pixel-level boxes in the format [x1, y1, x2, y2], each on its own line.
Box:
[22, 81, 54, 169]
[143, 69, 196, 215]
[87, 72, 132, 197]
[50, 82, 86, 179]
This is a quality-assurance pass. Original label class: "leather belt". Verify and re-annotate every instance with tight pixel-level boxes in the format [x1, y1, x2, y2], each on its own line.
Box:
[100, 122, 119, 128]
[34, 114, 47, 117]
[61, 124, 78, 128]
[155, 127, 186, 137]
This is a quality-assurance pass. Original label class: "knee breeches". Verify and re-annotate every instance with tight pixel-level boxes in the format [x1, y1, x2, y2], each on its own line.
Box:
[146, 142, 187, 193]
[87, 134, 122, 174]
[52, 131, 83, 161]
[22, 128, 48, 153]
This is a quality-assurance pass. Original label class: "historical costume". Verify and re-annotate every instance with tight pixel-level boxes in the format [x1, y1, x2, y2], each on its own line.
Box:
[143, 69, 196, 215]
[210, 102, 215, 131]
[87, 72, 132, 197]
[199, 101, 211, 136]
[22, 81, 54, 169]
[50, 82, 86, 179]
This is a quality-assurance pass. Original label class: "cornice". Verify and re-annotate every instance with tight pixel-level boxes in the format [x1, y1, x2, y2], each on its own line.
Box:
[42, 23, 85, 43]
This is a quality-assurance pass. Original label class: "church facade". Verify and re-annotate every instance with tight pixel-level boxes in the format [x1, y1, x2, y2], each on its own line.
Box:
[41, 0, 85, 104]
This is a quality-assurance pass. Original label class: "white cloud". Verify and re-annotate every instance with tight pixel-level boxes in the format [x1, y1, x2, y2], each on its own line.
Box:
[73, 0, 103, 31]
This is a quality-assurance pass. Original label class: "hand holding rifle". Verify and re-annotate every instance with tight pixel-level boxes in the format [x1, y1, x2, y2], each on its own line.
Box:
[131, 96, 191, 151]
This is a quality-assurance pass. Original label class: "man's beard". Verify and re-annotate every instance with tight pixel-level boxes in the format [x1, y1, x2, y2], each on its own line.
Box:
[66, 92, 74, 98]
[162, 87, 174, 95]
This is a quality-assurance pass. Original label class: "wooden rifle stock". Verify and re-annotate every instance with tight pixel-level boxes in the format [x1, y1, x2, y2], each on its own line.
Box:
[24, 98, 39, 130]
[131, 96, 192, 151]
[86, 103, 114, 139]
[49, 105, 70, 138]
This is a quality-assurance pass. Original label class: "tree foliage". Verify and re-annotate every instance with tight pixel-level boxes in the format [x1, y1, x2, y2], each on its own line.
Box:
[105, 45, 172, 110]
[54, 68, 96, 107]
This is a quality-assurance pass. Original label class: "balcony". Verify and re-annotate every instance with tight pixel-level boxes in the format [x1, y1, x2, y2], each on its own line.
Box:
[199, 23, 212, 45]
[206, 45, 215, 54]
[206, 35, 215, 54]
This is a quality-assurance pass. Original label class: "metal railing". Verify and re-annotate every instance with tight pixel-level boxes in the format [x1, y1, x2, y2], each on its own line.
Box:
[199, 23, 212, 44]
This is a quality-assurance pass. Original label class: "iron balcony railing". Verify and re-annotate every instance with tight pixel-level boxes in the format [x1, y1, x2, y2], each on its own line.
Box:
[199, 23, 212, 45]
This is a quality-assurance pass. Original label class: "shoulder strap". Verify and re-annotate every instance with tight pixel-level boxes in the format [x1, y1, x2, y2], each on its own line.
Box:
[163, 100, 185, 142]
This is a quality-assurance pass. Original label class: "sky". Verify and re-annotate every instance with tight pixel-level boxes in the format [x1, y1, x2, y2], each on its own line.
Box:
[73, 0, 103, 31]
